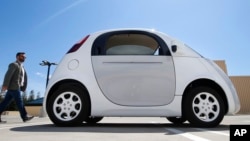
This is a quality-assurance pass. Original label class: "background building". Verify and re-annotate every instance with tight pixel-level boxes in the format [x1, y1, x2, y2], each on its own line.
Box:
[215, 60, 250, 114]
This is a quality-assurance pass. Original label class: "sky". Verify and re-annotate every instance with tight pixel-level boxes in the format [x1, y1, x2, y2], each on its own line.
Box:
[0, 0, 250, 97]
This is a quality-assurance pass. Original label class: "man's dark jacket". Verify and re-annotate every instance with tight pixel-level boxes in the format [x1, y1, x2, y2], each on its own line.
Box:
[2, 61, 27, 91]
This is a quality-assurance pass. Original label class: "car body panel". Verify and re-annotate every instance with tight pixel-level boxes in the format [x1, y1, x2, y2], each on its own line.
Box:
[92, 56, 175, 106]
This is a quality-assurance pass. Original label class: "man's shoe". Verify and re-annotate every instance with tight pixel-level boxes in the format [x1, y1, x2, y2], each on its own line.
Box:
[0, 115, 7, 123]
[0, 120, 7, 123]
[23, 116, 34, 122]
[0, 118, 7, 123]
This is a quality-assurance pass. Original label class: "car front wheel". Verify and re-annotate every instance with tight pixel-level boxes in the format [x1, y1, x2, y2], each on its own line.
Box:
[183, 86, 225, 127]
[47, 83, 90, 126]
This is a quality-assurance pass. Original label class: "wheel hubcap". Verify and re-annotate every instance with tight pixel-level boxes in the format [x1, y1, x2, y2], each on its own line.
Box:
[192, 92, 220, 122]
[53, 92, 82, 121]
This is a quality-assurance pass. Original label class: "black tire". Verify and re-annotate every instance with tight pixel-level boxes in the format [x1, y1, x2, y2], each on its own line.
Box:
[167, 117, 186, 124]
[85, 116, 103, 124]
[183, 86, 225, 127]
[47, 83, 90, 126]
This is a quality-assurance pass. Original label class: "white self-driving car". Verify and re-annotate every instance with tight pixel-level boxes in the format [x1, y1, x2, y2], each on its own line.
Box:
[43, 29, 240, 127]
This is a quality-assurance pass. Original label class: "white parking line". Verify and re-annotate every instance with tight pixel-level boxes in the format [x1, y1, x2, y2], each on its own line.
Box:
[194, 128, 229, 136]
[165, 128, 211, 141]
[151, 121, 211, 141]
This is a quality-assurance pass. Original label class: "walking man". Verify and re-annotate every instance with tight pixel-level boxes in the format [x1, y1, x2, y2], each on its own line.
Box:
[0, 52, 34, 122]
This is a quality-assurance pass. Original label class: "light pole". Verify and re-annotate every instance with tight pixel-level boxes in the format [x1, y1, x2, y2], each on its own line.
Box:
[39, 60, 57, 87]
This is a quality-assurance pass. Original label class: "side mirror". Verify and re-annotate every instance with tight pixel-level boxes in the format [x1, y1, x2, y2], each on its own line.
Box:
[171, 45, 177, 53]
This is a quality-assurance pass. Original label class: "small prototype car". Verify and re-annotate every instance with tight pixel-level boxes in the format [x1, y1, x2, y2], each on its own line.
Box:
[43, 29, 240, 127]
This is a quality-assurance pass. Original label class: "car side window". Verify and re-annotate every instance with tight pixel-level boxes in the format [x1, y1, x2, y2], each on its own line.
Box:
[105, 34, 159, 55]
[92, 31, 170, 56]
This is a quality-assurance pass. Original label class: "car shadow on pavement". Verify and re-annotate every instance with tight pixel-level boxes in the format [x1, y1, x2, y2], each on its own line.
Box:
[10, 123, 229, 134]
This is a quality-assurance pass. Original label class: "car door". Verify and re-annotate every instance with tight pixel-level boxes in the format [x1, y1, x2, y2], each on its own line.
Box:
[91, 31, 175, 106]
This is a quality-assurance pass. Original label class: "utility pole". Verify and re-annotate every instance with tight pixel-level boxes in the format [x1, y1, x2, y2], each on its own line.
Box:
[39, 60, 57, 117]
[39, 60, 57, 87]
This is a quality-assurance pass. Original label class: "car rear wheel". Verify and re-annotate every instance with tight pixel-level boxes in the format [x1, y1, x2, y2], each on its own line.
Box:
[183, 86, 225, 127]
[47, 83, 90, 126]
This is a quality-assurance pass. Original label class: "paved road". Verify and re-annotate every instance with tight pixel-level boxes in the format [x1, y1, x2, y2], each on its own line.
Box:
[1, 115, 250, 141]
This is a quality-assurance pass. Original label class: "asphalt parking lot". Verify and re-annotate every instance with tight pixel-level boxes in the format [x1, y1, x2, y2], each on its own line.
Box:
[1, 114, 250, 141]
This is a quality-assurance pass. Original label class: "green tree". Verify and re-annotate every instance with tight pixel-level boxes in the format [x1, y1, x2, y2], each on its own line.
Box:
[22, 91, 28, 104]
[28, 90, 35, 102]
[0, 92, 4, 102]
[0, 85, 3, 102]
[36, 92, 41, 99]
